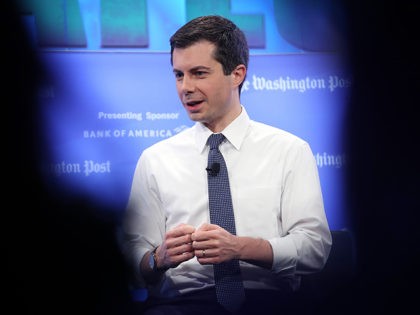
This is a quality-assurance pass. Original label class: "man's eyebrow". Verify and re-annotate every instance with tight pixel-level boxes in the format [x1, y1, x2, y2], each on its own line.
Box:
[173, 66, 211, 73]
[190, 66, 211, 72]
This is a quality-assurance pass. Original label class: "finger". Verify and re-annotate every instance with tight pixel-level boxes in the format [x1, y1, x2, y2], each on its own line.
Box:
[169, 223, 195, 235]
[191, 239, 214, 249]
[161, 244, 195, 268]
[176, 223, 196, 234]
[195, 248, 212, 258]
[168, 242, 194, 256]
[168, 224, 195, 237]
[191, 228, 222, 242]
[196, 223, 219, 231]
[166, 235, 193, 251]
[169, 251, 195, 266]
[191, 226, 215, 241]
[195, 249, 224, 265]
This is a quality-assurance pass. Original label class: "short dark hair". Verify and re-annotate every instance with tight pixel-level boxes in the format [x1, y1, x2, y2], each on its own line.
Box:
[170, 15, 249, 92]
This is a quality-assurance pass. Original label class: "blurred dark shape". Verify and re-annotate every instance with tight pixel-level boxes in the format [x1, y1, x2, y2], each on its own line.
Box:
[3, 2, 136, 314]
[334, 1, 419, 314]
[276, 2, 419, 314]
[274, 0, 349, 52]
[4, 1, 418, 314]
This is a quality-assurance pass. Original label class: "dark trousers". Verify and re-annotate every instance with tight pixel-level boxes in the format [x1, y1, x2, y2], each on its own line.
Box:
[142, 287, 302, 315]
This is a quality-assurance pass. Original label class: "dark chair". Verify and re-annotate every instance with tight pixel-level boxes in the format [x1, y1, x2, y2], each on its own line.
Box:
[298, 229, 357, 302]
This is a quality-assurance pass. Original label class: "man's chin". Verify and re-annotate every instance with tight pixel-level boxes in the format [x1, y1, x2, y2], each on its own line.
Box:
[188, 112, 204, 122]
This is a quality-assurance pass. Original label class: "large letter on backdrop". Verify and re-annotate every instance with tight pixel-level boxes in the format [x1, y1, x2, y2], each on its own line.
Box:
[186, 0, 265, 48]
[101, 0, 149, 47]
[17, 0, 87, 47]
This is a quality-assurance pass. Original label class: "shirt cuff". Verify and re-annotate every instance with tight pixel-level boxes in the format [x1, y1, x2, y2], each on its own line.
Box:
[268, 236, 298, 275]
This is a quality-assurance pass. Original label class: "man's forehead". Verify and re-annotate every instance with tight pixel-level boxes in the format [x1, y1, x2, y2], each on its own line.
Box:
[172, 43, 219, 71]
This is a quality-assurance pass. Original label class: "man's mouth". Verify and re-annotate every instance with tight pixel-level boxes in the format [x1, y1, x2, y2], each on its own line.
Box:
[185, 100, 203, 106]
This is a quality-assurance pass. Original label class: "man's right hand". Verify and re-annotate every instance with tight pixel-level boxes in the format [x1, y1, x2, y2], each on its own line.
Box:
[141, 224, 196, 283]
[156, 223, 196, 269]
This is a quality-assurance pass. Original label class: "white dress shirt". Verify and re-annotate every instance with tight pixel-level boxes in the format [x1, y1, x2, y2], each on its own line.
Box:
[122, 106, 332, 298]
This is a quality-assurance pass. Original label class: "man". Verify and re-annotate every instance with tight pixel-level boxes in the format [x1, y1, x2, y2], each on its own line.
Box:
[122, 15, 331, 315]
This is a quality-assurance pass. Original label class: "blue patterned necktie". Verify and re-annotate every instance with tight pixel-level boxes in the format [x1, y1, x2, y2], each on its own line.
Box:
[207, 133, 245, 312]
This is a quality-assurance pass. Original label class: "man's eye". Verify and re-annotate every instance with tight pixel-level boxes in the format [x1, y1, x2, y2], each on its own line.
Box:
[174, 72, 183, 79]
[195, 71, 206, 77]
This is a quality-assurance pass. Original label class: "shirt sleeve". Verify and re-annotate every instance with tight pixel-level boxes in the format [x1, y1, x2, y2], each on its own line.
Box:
[121, 151, 165, 287]
[268, 141, 332, 276]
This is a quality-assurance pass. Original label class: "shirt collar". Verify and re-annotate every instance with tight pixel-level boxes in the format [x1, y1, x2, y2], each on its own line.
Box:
[194, 106, 251, 153]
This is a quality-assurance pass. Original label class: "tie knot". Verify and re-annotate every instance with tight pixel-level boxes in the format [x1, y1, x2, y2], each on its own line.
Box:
[208, 133, 225, 150]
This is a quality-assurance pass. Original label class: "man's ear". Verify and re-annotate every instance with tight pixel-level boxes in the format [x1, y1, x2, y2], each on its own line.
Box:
[231, 64, 247, 88]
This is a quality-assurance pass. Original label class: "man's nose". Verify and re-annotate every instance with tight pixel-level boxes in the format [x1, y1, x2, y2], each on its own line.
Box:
[181, 76, 195, 93]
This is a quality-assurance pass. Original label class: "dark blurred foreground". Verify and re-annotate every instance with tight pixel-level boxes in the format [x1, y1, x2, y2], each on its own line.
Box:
[3, 1, 418, 314]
